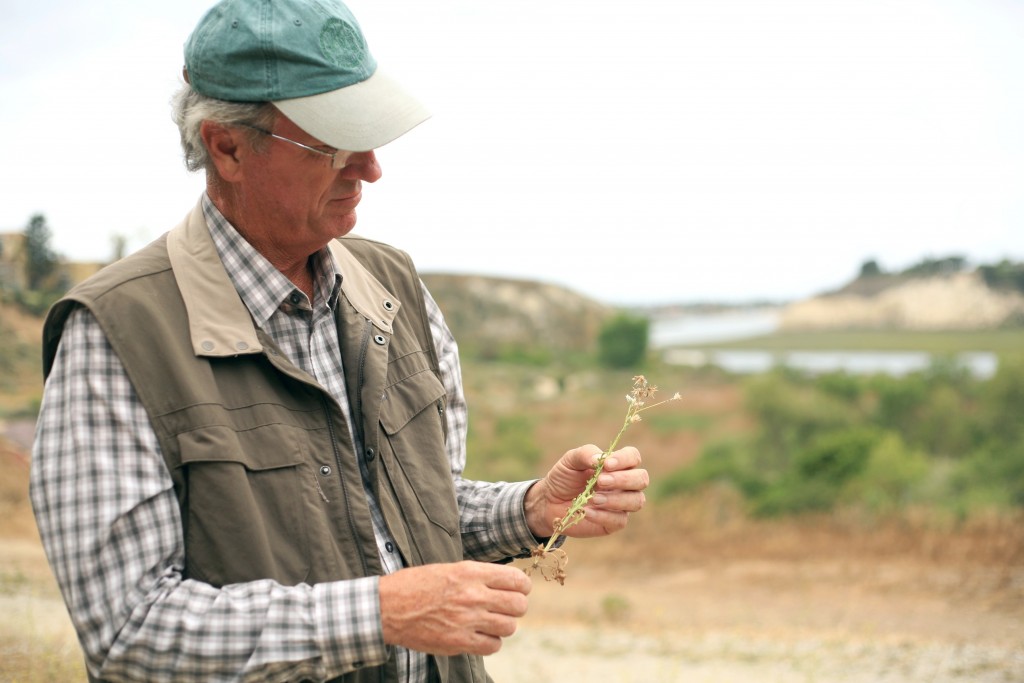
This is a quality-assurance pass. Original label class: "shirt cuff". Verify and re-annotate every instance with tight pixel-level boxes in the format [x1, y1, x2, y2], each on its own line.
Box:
[313, 576, 389, 677]
[489, 479, 563, 560]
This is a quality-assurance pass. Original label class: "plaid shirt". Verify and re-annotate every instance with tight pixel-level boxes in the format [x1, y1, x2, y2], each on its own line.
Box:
[30, 195, 537, 683]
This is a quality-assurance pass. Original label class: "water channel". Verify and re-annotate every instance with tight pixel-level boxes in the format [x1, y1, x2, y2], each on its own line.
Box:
[649, 309, 999, 379]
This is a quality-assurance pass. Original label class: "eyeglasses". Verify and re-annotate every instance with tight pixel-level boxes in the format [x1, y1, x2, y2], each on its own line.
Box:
[237, 123, 350, 169]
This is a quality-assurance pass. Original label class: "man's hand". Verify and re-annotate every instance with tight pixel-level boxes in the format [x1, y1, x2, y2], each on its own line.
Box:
[524, 445, 649, 538]
[378, 561, 531, 656]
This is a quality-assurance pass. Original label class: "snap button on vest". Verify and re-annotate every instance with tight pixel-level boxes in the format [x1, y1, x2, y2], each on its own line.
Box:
[365, 447, 375, 462]
[320, 465, 331, 475]
[201, 340, 215, 351]
[385, 541, 394, 552]
[382, 299, 395, 311]
[236, 341, 249, 351]
[373, 334, 386, 345]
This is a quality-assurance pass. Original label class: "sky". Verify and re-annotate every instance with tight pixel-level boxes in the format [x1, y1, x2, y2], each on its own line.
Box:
[1, 0, 1022, 306]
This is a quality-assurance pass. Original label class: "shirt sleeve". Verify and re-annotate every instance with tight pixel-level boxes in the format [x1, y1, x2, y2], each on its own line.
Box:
[29, 306, 388, 683]
[420, 282, 544, 562]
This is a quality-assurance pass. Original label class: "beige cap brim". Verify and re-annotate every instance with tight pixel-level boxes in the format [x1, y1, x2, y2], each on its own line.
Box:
[273, 69, 430, 152]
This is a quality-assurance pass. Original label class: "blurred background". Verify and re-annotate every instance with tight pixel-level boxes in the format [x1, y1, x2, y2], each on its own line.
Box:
[2, 0, 1022, 681]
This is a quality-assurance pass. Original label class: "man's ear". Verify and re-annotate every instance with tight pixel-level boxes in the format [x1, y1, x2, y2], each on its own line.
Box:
[200, 121, 245, 182]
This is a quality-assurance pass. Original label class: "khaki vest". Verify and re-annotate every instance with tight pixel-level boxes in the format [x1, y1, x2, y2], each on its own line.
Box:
[43, 202, 490, 683]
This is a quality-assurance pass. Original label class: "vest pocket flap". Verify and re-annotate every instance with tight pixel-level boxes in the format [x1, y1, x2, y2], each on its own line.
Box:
[173, 423, 312, 587]
[380, 369, 446, 435]
[176, 424, 306, 470]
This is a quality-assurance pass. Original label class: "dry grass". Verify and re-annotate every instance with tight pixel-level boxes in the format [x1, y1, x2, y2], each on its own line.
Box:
[0, 301, 44, 417]
[0, 439, 35, 539]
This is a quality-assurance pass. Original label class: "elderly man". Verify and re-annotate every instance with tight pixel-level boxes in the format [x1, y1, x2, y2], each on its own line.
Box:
[30, 0, 648, 681]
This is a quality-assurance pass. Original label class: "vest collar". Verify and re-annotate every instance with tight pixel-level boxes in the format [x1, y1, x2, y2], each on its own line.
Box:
[167, 198, 401, 358]
[328, 239, 401, 335]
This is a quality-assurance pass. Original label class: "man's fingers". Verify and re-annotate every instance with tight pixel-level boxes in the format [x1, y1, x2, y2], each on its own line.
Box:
[589, 490, 647, 512]
[594, 468, 650, 495]
[600, 446, 642, 471]
[475, 611, 521, 640]
[380, 561, 534, 656]
[482, 585, 530, 619]
[576, 507, 632, 534]
[468, 632, 505, 656]
[482, 565, 532, 595]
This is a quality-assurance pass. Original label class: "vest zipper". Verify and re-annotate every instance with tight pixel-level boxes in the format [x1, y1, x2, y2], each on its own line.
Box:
[319, 320, 375, 579]
[354, 320, 392, 683]
[322, 394, 372, 578]
[353, 319, 373, 449]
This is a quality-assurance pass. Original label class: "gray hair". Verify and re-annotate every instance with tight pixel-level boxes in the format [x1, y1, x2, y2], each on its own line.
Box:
[171, 83, 278, 174]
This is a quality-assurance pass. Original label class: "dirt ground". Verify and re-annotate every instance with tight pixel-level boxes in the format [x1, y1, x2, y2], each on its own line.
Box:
[2, 424, 1023, 683]
[488, 541, 1024, 683]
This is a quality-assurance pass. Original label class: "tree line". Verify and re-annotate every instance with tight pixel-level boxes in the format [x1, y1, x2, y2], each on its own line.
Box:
[859, 255, 1024, 294]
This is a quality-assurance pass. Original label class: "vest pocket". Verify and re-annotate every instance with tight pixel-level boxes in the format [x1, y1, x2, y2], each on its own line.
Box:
[176, 424, 313, 587]
[379, 369, 460, 538]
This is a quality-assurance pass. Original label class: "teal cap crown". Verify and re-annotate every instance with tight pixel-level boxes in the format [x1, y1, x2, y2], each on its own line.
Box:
[184, 0, 378, 102]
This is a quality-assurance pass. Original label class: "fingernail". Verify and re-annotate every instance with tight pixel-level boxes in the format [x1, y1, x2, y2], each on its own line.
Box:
[598, 474, 613, 487]
[605, 457, 619, 469]
[591, 493, 607, 506]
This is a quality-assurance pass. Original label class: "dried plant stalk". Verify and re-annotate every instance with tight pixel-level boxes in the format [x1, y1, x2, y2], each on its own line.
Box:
[526, 375, 680, 584]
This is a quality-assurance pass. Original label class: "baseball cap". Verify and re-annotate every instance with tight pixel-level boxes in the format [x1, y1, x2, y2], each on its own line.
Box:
[183, 0, 429, 152]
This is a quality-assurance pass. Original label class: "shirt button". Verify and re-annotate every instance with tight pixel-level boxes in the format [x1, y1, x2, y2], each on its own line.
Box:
[289, 292, 303, 305]
[365, 448, 375, 462]
[319, 465, 331, 476]
[385, 542, 395, 553]
[373, 334, 386, 345]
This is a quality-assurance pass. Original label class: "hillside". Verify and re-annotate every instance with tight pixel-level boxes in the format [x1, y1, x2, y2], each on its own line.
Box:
[779, 271, 1024, 331]
[0, 301, 43, 414]
[420, 273, 612, 360]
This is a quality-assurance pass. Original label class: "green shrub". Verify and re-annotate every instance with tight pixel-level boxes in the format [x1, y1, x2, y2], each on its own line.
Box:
[656, 438, 763, 500]
[745, 371, 859, 473]
[978, 354, 1024, 448]
[751, 476, 838, 517]
[648, 355, 1024, 517]
[794, 428, 878, 487]
[597, 313, 649, 369]
[870, 374, 928, 435]
[951, 442, 1024, 510]
[845, 432, 930, 513]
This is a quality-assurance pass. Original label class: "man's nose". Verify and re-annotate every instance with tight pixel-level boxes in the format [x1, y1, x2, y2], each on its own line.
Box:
[341, 150, 382, 182]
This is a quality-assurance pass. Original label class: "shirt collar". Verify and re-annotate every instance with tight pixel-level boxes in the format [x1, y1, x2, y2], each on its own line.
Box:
[201, 194, 342, 327]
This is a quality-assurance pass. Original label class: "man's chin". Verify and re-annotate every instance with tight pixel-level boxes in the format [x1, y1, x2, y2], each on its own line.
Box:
[331, 213, 358, 239]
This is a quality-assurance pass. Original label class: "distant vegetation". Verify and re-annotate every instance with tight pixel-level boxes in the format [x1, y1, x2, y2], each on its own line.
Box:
[856, 254, 1024, 295]
[658, 354, 1024, 518]
[859, 254, 967, 279]
[1, 213, 68, 315]
[979, 259, 1024, 294]
[596, 313, 650, 369]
